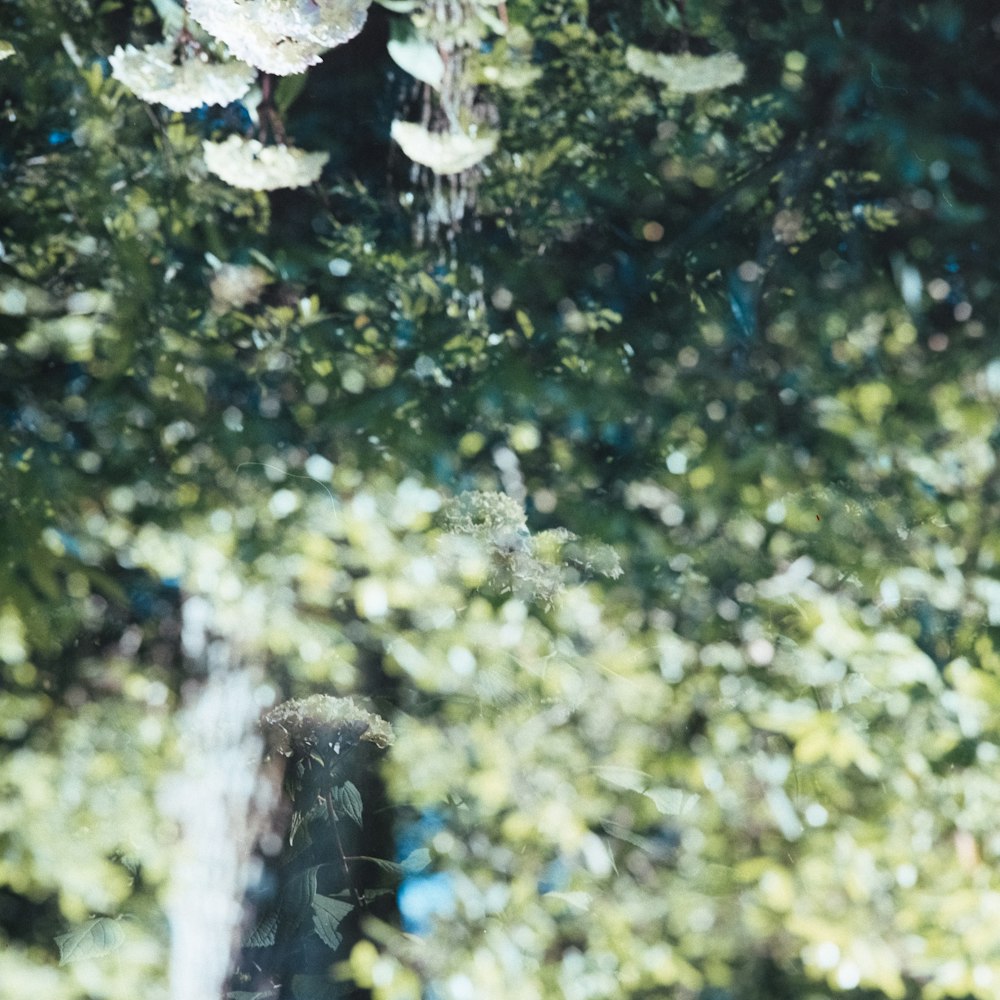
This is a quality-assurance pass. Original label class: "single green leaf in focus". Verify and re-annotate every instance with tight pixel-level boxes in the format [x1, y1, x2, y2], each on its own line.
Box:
[334, 780, 363, 827]
[312, 894, 354, 950]
[354, 855, 404, 875]
[55, 917, 125, 964]
[244, 909, 278, 948]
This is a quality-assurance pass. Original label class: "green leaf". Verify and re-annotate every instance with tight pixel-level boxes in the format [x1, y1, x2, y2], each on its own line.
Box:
[54, 917, 125, 964]
[244, 909, 278, 948]
[276, 865, 320, 937]
[289, 808, 307, 846]
[247, 248, 278, 273]
[351, 855, 403, 876]
[595, 765, 649, 792]
[287, 800, 325, 856]
[285, 865, 319, 912]
[400, 847, 431, 874]
[333, 781, 363, 827]
[643, 786, 700, 817]
[275, 74, 309, 117]
[311, 894, 354, 950]
[291, 973, 352, 999]
[359, 887, 396, 899]
[388, 20, 445, 90]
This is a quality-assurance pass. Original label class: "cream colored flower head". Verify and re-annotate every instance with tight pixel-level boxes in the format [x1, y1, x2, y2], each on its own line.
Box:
[203, 135, 329, 190]
[261, 694, 395, 759]
[626, 47, 746, 94]
[188, 0, 371, 76]
[109, 42, 256, 112]
[391, 121, 497, 176]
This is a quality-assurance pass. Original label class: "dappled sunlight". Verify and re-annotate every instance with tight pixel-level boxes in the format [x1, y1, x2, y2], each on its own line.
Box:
[4, 0, 1000, 998]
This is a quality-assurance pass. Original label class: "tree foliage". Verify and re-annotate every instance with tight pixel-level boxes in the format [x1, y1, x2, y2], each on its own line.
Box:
[3, 1, 1000, 998]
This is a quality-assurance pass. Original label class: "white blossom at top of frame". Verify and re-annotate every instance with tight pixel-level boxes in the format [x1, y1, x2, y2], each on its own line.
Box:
[202, 135, 329, 191]
[390, 121, 497, 176]
[109, 42, 256, 112]
[625, 46, 746, 94]
[187, 0, 370, 76]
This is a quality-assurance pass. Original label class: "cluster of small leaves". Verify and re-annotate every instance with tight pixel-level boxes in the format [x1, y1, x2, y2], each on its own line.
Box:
[243, 866, 355, 952]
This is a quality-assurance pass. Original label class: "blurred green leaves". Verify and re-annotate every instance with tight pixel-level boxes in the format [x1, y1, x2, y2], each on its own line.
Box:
[4, 0, 1000, 999]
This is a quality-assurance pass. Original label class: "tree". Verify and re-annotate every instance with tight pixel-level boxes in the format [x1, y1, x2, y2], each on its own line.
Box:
[2, 1, 1000, 998]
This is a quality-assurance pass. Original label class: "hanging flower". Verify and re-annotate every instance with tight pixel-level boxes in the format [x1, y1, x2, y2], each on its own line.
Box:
[390, 121, 497, 176]
[261, 694, 395, 757]
[109, 42, 256, 112]
[626, 47, 746, 94]
[202, 135, 329, 190]
[187, 0, 371, 76]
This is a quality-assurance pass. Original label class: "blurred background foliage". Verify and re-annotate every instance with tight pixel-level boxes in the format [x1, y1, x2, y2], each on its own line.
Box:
[3, 0, 1000, 998]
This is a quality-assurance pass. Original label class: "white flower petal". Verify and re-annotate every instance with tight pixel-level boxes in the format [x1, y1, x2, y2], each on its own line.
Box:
[109, 43, 256, 112]
[626, 46, 745, 93]
[203, 135, 329, 190]
[188, 0, 370, 75]
[390, 121, 497, 175]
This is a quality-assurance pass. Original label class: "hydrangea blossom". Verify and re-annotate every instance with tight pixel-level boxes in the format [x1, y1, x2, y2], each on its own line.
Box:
[109, 42, 256, 112]
[390, 121, 497, 176]
[187, 0, 370, 75]
[626, 47, 746, 94]
[203, 135, 329, 190]
[438, 491, 622, 605]
[261, 694, 395, 758]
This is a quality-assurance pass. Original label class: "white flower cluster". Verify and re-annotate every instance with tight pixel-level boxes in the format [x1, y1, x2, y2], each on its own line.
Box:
[202, 135, 329, 190]
[109, 42, 256, 112]
[390, 120, 497, 176]
[187, 0, 371, 75]
[626, 47, 746, 94]
[261, 694, 395, 756]
[439, 491, 622, 606]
